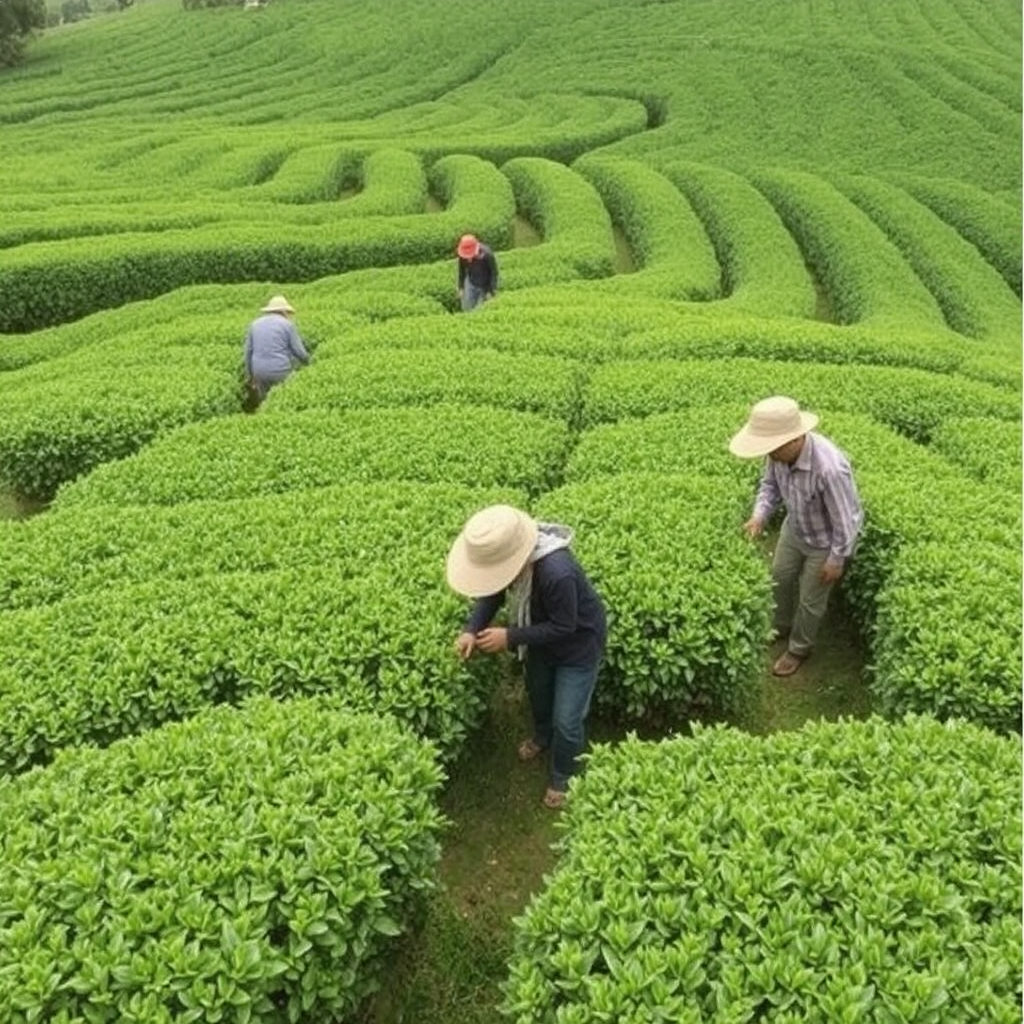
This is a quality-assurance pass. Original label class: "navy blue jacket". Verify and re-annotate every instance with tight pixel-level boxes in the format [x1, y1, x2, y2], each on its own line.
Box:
[464, 548, 606, 667]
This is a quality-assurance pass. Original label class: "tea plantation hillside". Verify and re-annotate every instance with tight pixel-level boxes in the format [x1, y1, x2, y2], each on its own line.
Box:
[0, 0, 1020, 1021]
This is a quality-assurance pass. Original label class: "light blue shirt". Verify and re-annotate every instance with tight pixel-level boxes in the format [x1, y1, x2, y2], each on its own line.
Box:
[243, 313, 310, 380]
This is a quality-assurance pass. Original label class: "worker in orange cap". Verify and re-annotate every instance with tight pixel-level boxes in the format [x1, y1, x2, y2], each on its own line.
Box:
[456, 234, 499, 311]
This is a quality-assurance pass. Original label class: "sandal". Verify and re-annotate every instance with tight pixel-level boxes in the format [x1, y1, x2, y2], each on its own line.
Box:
[517, 738, 546, 762]
[543, 788, 567, 810]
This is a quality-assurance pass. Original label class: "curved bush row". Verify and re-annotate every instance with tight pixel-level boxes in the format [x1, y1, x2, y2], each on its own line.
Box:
[0, 481, 526, 612]
[329, 147, 428, 217]
[0, 562, 499, 774]
[266, 346, 585, 421]
[0, 154, 514, 333]
[928, 416, 1023, 491]
[251, 142, 361, 203]
[665, 161, 817, 319]
[537, 474, 772, 722]
[504, 717, 1022, 1024]
[334, 299, 1007, 383]
[833, 173, 1021, 341]
[573, 155, 721, 300]
[888, 174, 1022, 296]
[52, 405, 571, 509]
[0, 697, 444, 1024]
[500, 156, 616, 281]
[0, 362, 241, 501]
[753, 168, 949, 330]
[580, 357, 1020, 442]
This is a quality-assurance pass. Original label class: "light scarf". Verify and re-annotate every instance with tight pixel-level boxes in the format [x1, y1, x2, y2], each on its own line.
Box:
[508, 522, 574, 660]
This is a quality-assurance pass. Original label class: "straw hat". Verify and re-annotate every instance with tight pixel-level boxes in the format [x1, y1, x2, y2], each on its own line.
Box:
[446, 505, 538, 597]
[457, 234, 480, 259]
[729, 396, 819, 458]
[261, 294, 295, 314]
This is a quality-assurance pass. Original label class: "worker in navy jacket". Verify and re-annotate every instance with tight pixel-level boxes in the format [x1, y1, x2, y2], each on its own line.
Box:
[447, 505, 606, 809]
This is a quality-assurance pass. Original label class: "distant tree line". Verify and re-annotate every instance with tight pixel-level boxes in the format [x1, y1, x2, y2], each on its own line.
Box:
[0, 0, 45, 66]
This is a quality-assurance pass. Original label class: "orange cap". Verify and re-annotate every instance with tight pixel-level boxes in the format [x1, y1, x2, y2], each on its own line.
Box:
[457, 234, 480, 259]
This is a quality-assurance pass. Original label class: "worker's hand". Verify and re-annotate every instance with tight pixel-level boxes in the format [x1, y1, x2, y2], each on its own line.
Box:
[819, 562, 843, 584]
[743, 517, 764, 539]
[455, 632, 476, 660]
[476, 627, 508, 654]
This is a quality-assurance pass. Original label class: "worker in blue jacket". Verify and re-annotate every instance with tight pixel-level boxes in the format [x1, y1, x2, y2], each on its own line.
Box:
[447, 504, 606, 808]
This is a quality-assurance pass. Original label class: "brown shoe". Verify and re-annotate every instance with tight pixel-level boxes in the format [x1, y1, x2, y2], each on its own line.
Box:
[772, 651, 807, 677]
[543, 788, 567, 810]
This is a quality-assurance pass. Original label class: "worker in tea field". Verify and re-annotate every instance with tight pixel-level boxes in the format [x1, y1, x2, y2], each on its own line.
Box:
[447, 504, 607, 809]
[456, 233, 499, 311]
[243, 294, 310, 404]
[730, 396, 863, 677]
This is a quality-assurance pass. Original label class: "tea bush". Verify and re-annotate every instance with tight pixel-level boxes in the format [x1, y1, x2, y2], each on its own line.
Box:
[574, 154, 720, 299]
[0, 363, 241, 501]
[53, 406, 571, 508]
[753, 169, 948, 329]
[0, 697, 445, 1024]
[266, 347, 585, 421]
[665, 162, 816, 318]
[504, 717, 1022, 1024]
[581, 358, 1020, 442]
[0, 481, 525, 611]
[0, 563, 499, 773]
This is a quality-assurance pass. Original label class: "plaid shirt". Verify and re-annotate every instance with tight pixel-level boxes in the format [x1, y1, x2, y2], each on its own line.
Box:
[753, 432, 863, 565]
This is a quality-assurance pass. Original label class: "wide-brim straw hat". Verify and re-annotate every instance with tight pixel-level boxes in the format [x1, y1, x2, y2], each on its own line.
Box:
[261, 294, 295, 314]
[457, 234, 480, 259]
[446, 505, 538, 597]
[729, 396, 819, 458]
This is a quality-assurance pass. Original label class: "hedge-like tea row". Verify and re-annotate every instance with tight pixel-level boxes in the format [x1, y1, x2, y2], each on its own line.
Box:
[266, 347, 585, 420]
[536, 474, 772, 721]
[666, 161, 817, 318]
[890, 173, 1022, 296]
[0, 154, 515, 332]
[504, 716, 1022, 1023]
[0, 697, 445, 1024]
[834, 173, 1021, 341]
[0, 362, 241, 501]
[872, 541, 1021, 732]
[334, 299, 1003, 382]
[566, 404, 759, 485]
[573, 155, 721, 300]
[0, 481, 526, 612]
[0, 562, 500, 774]
[753, 169, 949, 330]
[928, 416, 1023, 491]
[52, 405, 570, 509]
[500, 156, 616, 281]
[580, 357, 1020, 442]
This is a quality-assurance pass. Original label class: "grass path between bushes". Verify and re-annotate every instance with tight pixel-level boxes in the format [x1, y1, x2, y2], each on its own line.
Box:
[367, 602, 868, 1023]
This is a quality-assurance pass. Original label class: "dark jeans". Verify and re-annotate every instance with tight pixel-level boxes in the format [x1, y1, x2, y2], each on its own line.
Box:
[525, 653, 600, 792]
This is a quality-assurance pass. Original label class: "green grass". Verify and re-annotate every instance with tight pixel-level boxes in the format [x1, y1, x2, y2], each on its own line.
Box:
[369, 607, 868, 1023]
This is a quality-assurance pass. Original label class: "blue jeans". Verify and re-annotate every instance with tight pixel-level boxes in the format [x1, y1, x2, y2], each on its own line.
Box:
[525, 654, 599, 792]
[460, 282, 489, 311]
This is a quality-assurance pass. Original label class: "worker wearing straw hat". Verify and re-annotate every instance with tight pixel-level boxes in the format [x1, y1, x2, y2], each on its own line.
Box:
[243, 294, 311, 404]
[730, 396, 863, 677]
[455, 234, 499, 311]
[447, 505, 606, 809]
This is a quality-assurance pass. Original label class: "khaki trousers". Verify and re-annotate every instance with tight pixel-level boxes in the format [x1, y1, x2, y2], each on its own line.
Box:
[772, 518, 836, 657]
